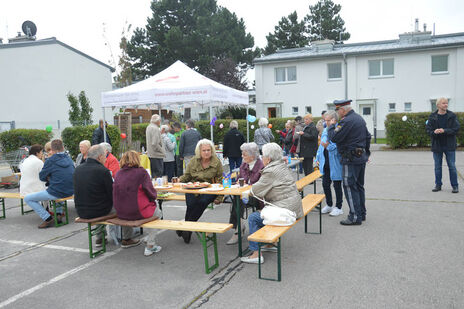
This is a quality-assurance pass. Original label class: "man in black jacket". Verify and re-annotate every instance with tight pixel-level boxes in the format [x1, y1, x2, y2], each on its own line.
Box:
[426, 98, 460, 193]
[223, 120, 245, 171]
[74, 145, 113, 246]
[92, 120, 111, 146]
[296, 114, 318, 175]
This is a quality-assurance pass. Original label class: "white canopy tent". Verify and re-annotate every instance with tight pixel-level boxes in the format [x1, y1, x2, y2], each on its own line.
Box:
[101, 60, 249, 142]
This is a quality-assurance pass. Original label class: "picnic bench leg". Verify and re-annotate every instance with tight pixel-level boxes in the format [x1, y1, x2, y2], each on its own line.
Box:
[20, 199, 34, 215]
[0, 198, 5, 219]
[88, 223, 106, 259]
[195, 232, 219, 274]
[258, 239, 282, 282]
[51, 200, 69, 227]
[235, 196, 243, 257]
[305, 201, 322, 234]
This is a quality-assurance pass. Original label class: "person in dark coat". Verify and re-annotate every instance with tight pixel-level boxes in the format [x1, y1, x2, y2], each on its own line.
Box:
[227, 142, 264, 245]
[296, 114, 319, 175]
[74, 145, 114, 247]
[425, 97, 460, 193]
[92, 119, 111, 146]
[223, 120, 245, 171]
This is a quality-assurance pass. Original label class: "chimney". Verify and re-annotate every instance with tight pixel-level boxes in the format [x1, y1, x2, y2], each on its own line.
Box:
[415, 18, 419, 32]
[423, 23, 427, 32]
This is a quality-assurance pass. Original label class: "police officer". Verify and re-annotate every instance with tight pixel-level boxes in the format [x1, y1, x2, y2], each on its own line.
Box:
[329, 99, 371, 225]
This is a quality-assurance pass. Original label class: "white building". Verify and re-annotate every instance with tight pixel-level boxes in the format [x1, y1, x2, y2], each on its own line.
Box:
[0, 36, 114, 133]
[254, 29, 464, 137]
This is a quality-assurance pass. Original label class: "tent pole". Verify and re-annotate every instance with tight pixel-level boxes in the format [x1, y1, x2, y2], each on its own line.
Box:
[158, 104, 162, 119]
[209, 102, 213, 142]
[246, 105, 249, 142]
[102, 107, 107, 143]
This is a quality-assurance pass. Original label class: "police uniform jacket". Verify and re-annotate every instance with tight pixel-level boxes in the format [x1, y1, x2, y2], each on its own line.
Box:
[331, 110, 371, 165]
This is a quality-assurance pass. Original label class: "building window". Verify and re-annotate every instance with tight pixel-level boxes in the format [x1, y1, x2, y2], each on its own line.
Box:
[327, 62, 342, 80]
[305, 106, 312, 114]
[430, 98, 450, 111]
[275, 66, 297, 83]
[431, 55, 448, 74]
[363, 107, 371, 115]
[388, 103, 396, 112]
[292, 106, 299, 115]
[369, 59, 394, 77]
[404, 102, 412, 112]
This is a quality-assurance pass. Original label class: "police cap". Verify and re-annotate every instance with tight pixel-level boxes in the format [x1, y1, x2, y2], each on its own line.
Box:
[333, 99, 352, 110]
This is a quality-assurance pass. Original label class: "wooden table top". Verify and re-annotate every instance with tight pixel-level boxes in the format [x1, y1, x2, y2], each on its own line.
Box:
[155, 183, 251, 196]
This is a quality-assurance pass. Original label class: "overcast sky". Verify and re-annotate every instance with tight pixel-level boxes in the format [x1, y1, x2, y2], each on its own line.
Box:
[2, 0, 463, 79]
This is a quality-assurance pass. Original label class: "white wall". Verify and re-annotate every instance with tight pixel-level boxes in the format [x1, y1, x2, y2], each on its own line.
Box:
[0, 42, 113, 136]
[256, 46, 464, 136]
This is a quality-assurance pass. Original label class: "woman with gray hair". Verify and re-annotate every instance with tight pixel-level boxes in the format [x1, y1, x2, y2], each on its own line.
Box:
[254, 118, 274, 152]
[227, 142, 264, 245]
[178, 139, 224, 243]
[75, 140, 91, 167]
[100, 142, 120, 177]
[223, 120, 245, 171]
[241, 142, 303, 264]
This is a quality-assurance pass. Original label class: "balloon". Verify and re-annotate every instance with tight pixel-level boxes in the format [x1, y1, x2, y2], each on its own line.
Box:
[268, 124, 273, 129]
[45, 125, 52, 132]
[121, 133, 127, 139]
[250, 125, 255, 129]
[210, 116, 217, 126]
[247, 115, 256, 122]
[219, 123, 224, 129]
[402, 115, 407, 121]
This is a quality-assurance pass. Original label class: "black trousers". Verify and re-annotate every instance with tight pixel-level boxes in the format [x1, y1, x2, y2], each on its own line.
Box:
[149, 157, 164, 178]
[163, 161, 175, 182]
[175, 155, 183, 176]
[322, 162, 343, 209]
[185, 194, 217, 222]
[302, 156, 314, 176]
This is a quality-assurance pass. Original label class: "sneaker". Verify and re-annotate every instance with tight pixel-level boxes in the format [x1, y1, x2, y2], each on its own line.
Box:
[321, 206, 333, 214]
[432, 185, 441, 192]
[240, 255, 264, 264]
[340, 218, 362, 226]
[121, 239, 141, 248]
[144, 245, 162, 256]
[329, 207, 343, 217]
[95, 238, 107, 248]
[452, 187, 459, 193]
[226, 233, 238, 245]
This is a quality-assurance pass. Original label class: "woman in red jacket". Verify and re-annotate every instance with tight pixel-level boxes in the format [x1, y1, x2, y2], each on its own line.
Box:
[100, 142, 120, 177]
[113, 151, 162, 256]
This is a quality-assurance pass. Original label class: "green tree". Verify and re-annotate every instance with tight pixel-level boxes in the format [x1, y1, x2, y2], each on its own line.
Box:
[114, 22, 135, 87]
[218, 106, 256, 119]
[126, 0, 258, 80]
[67, 92, 81, 126]
[68, 91, 93, 126]
[78, 91, 93, 125]
[204, 57, 248, 91]
[304, 0, 350, 43]
[264, 11, 309, 55]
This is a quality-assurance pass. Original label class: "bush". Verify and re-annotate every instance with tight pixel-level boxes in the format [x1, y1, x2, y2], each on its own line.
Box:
[0, 129, 53, 152]
[62, 125, 120, 159]
[385, 112, 464, 149]
[132, 123, 149, 149]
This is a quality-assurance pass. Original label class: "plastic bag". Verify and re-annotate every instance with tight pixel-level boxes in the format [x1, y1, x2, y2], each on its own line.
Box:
[260, 205, 296, 226]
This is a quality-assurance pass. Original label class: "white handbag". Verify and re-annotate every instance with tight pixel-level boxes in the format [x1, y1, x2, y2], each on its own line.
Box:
[251, 188, 296, 226]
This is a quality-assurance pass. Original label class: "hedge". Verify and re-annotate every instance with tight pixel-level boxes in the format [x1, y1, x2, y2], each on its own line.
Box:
[0, 129, 53, 153]
[130, 117, 323, 146]
[61, 125, 121, 159]
[385, 112, 464, 149]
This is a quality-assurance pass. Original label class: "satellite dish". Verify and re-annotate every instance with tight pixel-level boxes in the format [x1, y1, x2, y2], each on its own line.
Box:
[22, 21, 37, 37]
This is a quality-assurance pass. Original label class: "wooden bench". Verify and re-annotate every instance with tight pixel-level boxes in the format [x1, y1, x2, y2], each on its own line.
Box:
[247, 193, 325, 281]
[0, 192, 73, 227]
[75, 213, 118, 258]
[296, 169, 322, 196]
[76, 216, 233, 274]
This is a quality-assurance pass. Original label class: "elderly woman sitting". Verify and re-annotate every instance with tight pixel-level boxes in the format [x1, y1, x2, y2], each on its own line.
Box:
[241, 142, 303, 264]
[100, 142, 120, 177]
[178, 139, 223, 243]
[75, 140, 91, 167]
[227, 142, 264, 245]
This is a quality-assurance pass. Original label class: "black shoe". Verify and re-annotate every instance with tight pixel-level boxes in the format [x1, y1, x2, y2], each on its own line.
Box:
[176, 230, 183, 238]
[362, 216, 366, 221]
[182, 231, 192, 244]
[432, 185, 441, 192]
[340, 218, 362, 226]
[452, 187, 459, 193]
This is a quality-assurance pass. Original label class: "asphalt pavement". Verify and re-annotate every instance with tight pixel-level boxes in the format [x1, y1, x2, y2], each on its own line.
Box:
[0, 148, 463, 308]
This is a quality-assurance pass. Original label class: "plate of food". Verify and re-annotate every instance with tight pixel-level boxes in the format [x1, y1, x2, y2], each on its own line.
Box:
[154, 185, 173, 189]
[183, 182, 210, 189]
[202, 185, 224, 192]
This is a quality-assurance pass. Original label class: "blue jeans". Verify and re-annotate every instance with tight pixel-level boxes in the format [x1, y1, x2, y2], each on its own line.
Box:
[228, 157, 242, 172]
[24, 190, 63, 221]
[433, 151, 458, 187]
[248, 212, 265, 251]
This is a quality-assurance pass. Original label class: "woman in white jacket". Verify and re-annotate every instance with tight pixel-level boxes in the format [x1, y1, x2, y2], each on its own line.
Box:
[161, 125, 176, 181]
[19, 144, 46, 196]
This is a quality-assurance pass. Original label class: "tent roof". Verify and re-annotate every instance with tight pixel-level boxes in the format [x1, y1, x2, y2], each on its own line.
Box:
[101, 60, 248, 109]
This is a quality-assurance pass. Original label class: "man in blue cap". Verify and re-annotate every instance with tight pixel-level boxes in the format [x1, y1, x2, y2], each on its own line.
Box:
[330, 99, 371, 225]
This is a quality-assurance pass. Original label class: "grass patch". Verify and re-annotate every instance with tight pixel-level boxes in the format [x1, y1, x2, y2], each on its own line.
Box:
[371, 138, 387, 144]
